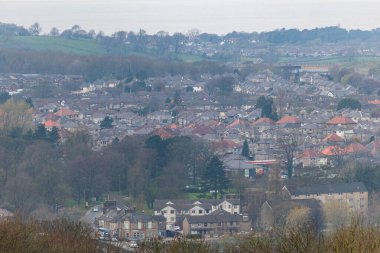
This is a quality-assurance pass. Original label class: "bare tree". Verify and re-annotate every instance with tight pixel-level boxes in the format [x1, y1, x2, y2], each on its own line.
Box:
[49, 27, 60, 36]
[278, 135, 299, 178]
[28, 22, 42, 35]
[276, 89, 287, 118]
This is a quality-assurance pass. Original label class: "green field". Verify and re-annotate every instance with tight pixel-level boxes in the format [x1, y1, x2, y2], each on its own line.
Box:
[0, 35, 106, 55]
[0, 35, 207, 63]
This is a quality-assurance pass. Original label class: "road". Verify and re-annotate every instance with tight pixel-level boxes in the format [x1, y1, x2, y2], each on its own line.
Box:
[80, 204, 103, 227]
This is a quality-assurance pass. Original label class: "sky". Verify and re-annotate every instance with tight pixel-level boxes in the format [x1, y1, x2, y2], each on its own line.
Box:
[0, 0, 379, 35]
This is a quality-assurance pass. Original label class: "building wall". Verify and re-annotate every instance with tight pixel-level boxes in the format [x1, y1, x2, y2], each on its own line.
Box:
[211, 201, 240, 214]
[184, 220, 242, 237]
[158, 206, 177, 227]
[291, 191, 368, 214]
[189, 206, 207, 216]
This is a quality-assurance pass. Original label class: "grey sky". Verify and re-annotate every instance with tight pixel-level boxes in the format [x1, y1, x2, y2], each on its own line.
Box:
[0, 0, 379, 34]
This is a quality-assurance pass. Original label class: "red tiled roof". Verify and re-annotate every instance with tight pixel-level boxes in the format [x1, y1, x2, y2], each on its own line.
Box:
[43, 120, 60, 128]
[322, 133, 344, 143]
[367, 140, 380, 157]
[212, 139, 239, 150]
[277, 115, 301, 124]
[191, 125, 215, 135]
[345, 143, 367, 154]
[302, 149, 321, 159]
[326, 116, 356, 125]
[368, 100, 380, 105]
[321, 146, 345, 156]
[54, 108, 78, 117]
[252, 117, 275, 126]
[151, 128, 175, 139]
[226, 119, 250, 129]
[167, 123, 179, 129]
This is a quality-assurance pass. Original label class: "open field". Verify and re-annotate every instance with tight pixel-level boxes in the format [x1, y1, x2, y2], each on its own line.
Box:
[0, 35, 105, 55]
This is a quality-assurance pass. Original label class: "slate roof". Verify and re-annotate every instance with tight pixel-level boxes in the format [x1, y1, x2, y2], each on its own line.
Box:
[154, 198, 239, 211]
[154, 199, 217, 211]
[286, 182, 367, 196]
[185, 210, 242, 223]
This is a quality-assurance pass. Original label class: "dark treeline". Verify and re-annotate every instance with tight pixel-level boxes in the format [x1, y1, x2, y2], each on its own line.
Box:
[0, 131, 223, 217]
[2, 22, 380, 45]
[0, 48, 230, 81]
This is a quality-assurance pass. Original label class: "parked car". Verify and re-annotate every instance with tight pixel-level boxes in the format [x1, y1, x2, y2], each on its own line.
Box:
[129, 240, 138, 248]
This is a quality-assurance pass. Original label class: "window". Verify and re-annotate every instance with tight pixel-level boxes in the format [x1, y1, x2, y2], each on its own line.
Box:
[138, 222, 142, 229]
[230, 221, 234, 226]
[228, 205, 231, 208]
[147, 222, 152, 229]
[124, 221, 130, 229]
[199, 210, 203, 214]
[192, 210, 195, 214]
[204, 223, 208, 227]
[170, 210, 175, 214]
[233, 205, 238, 209]
[163, 210, 167, 214]
[170, 217, 175, 222]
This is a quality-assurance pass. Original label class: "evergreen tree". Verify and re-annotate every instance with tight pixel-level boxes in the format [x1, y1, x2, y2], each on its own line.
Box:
[203, 156, 229, 199]
[100, 116, 113, 129]
[0, 92, 11, 105]
[25, 97, 34, 108]
[256, 96, 278, 121]
[33, 124, 47, 140]
[242, 139, 250, 159]
[48, 127, 60, 143]
[337, 98, 361, 111]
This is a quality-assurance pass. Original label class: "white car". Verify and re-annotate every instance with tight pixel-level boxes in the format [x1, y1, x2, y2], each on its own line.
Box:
[93, 207, 99, 212]
[129, 241, 138, 248]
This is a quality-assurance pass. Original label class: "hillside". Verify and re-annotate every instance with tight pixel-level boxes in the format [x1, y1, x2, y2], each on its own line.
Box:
[0, 35, 105, 55]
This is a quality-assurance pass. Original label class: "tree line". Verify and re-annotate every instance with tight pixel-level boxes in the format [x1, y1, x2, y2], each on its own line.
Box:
[2, 22, 380, 45]
[0, 48, 230, 81]
[0, 124, 231, 217]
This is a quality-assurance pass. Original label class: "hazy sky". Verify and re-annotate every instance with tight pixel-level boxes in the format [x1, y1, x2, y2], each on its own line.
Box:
[0, 0, 380, 35]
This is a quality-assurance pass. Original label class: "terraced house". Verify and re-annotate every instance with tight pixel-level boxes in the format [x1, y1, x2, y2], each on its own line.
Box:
[154, 194, 241, 229]
[281, 182, 368, 214]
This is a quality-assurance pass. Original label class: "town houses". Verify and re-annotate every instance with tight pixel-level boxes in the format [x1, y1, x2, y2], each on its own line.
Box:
[2, 64, 378, 238]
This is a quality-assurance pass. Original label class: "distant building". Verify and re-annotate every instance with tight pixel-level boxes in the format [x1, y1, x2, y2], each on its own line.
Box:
[97, 200, 166, 240]
[182, 209, 250, 237]
[153, 194, 241, 229]
[282, 182, 368, 214]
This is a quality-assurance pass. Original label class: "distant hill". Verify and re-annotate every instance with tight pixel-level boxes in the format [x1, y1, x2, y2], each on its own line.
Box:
[0, 35, 105, 55]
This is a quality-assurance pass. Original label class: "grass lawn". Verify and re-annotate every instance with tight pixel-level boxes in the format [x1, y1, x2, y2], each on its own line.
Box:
[0, 35, 105, 55]
[175, 53, 204, 62]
